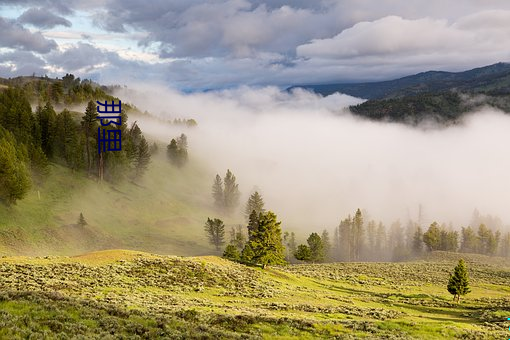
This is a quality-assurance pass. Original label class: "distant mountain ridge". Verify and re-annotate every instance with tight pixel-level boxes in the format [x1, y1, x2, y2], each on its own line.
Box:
[289, 62, 510, 100]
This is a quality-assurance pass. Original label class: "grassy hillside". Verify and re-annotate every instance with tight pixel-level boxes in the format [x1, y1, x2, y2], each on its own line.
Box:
[0, 152, 226, 256]
[0, 250, 508, 338]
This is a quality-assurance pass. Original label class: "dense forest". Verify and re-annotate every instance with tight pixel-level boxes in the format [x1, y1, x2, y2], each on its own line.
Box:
[0, 75, 151, 205]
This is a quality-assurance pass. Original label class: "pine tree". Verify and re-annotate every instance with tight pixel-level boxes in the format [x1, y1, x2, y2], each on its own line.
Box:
[423, 222, 441, 251]
[244, 191, 265, 220]
[412, 226, 423, 254]
[229, 225, 246, 251]
[204, 218, 225, 251]
[460, 226, 478, 253]
[247, 210, 259, 241]
[307, 232, 325, 263]
[212, 174, 224, 210]
[0, 131, 31, 205]
[81, 100, 98, 174]
[223, 169, 240, 214]
[240, 243, 255, 264]
[338, 216, 352, 261]
[321, 230, 331, 262]
[134, 136, 151, 180]
[223, 244, 240, 262]
[245, 211, 286, 268]
[447, 259, 471, 303]
[78, 212, 87, 226]
[294, 244, 312, 262]
[352, 209, 364, 261]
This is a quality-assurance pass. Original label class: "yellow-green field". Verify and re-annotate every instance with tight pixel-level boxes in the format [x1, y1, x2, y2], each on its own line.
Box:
[0, 250, 508, 339]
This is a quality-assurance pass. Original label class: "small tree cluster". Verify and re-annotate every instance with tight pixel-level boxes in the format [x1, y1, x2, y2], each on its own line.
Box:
[167, 133, 188, 167]
[294, 232, 327, 263]
[211, 170, 240, 214]
[204, 218, 225, 251]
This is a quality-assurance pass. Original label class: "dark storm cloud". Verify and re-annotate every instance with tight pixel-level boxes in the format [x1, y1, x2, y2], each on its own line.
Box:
[0, 16, 57, 53]
[18, 7, 72, 29]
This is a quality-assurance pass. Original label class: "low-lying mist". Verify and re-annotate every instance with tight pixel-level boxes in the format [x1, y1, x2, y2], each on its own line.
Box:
[118, 85, 510, 232]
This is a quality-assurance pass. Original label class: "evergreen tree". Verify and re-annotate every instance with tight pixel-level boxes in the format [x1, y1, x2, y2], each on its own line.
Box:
[283, 231, 297, 262]
[245, 211, 286, 268]
[0, 131, 31, 205]
[229, 225, 246, 251]
[500, 232, 510, 258]
[223, 169, 240, 214]
[55, 109, 81, 169]
[321, 229, 331, 262]
[307, 232, 325, 263]
[36, 102, 57, 158]
[460, 226, 478, 253]
[212, 174, 224, 211]
[204, 218, 225, 251]
[412, 226, 423, 254]
[134, 136, 151, 180]
[338, 216, 352, 261]
[366, 220, 377, 259]
[240, 243, 255, 264]
[78, 213, 87, 226]
[423, 222, 441, 251]
[223, 244, 240, 262]
[375, 222, 387, 258]
[166, 134, 188, 167]
[294, 244, 312, 262]
[352, 209, 364, 261]
[244, 191, 265, 220]
[447, 259, 471, 303]
[81, 100, 98, 174]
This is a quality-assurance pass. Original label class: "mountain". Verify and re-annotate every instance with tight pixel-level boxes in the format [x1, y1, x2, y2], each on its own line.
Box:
[289, 62, 510, 100]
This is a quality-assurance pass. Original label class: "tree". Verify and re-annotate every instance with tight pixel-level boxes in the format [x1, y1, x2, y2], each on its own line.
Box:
[212, 174, 224, 210]
[223, 169, 240, 214]
[81, 100, 98, 174]
[352, 209, 364, 261]
[204, 218, 225, 251]
[134, 136, 151, 180]
[245, 191, 265, 220]
[447, 259, 471, 303]
[283, 231, 297, 262]
[321, 229, 331, 261]
[244, 211, 285, 268]
[423, 222, 441, 251]
[412, 226, 423, 254]
[460, 226, 478, 253]
[78, 213, 87, 226]
[166, 134, 188, 167]
[0, 131, 31, 205]
[240, 243, 255, 264]
[338, 216, 352, 261]
[229, 225, 246, 251]
[294, 244, 311, 262]
[223, 244, 240, 262]
[307, 232, 325, 263]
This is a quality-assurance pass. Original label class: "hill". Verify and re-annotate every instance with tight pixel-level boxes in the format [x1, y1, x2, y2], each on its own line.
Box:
[289, 62, 510, 100]
[0, 249, 508, 338]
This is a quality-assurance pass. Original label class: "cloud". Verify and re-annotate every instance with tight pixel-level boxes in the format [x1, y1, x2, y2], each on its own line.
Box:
[18, 7, 72, 29]
[46, 42, 109, 72]
[0, 50, 47, 76]
[0, 16, 57, 53]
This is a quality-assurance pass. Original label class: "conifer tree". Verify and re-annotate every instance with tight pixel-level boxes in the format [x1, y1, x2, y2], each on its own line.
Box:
[134, 136, 151, 180]
[244, 211, 285, 268]
[294, 244, 312, 262]
[212, 174, 224, 210]
[352, 209, 364, 261]
[447, 259, 471, 303]
[307, 232, 325, 263]
[78, 212, 87, 226]
[412, 226, 423, 254]
[0, 131, 31, 205]
[223, 244, 240, 262]
[81, 100, 98, 174]
[245, 191, 265, 220]
[423, 222, 441, 251]
[223, 169, 240, 214]
[204, 218, 225, 251]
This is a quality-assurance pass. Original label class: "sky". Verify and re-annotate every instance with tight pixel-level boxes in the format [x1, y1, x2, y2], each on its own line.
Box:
[1, 0, 510, 90]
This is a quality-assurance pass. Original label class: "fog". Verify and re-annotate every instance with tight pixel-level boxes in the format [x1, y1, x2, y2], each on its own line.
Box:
[118, 85, 510, 231]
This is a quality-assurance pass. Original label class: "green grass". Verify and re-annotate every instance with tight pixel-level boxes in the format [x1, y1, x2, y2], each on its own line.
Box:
[0, 250, 508, 338]
[0, 153, 229, 256]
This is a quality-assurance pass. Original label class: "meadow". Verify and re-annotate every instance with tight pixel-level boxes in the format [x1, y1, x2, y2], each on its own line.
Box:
[0, 249, 508, 339]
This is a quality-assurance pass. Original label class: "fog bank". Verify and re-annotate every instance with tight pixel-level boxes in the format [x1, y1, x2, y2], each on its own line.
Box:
[119, 85, 510, 231]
